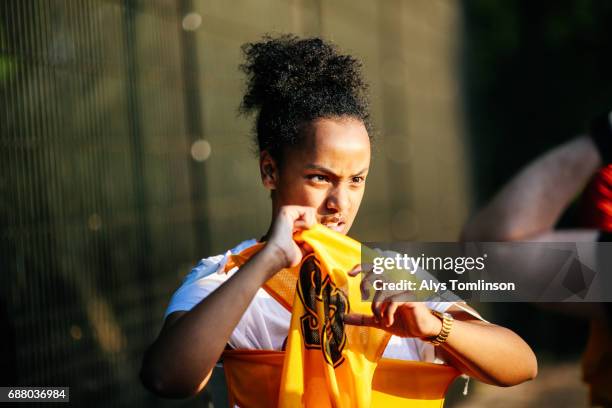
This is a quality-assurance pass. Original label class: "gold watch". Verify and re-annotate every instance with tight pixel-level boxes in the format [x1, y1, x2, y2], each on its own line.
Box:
[426, 310, 453, 346]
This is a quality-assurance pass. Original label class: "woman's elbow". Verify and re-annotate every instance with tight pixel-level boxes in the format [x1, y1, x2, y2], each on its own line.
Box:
[140, 368, 171, 397]
[520, 344, 539, 383]
[140, 368, 206, 399]
[139, 354, 210, 399]
[527, 353, 539, 381]
[492, 353, 538, 387]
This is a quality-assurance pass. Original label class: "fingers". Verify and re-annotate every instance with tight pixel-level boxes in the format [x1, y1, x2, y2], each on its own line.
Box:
[384, 302, 400, 327]
[348, 264, 361, 277]
[360, 266, 378, 300]
[372, 290, 384, 321]
[372, 290, 408, 327]
[300, 207, 317, 228]
[344, 306, 403, 329]
[348, 263, 399, 302]
[348, 263, 373, 277]
[348, 263, 371, 299]
[293, 219, 309, 233]
[347, 260, 416, 327]
[288, 206, 317, 237]
[343, 313, 380, 328]
[295, 206, 317, 226]
[280, 205, 315, 224]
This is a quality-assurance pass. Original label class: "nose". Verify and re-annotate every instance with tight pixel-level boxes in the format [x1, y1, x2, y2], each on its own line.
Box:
[326, 184, 350, 214]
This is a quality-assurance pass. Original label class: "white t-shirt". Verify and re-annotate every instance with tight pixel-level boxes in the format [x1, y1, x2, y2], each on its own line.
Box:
[164, 238, 475, 363]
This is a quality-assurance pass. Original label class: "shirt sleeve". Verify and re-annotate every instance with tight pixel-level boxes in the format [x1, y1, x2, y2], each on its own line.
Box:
[163, 253, 228, 319]
[163, 256, 291, 350]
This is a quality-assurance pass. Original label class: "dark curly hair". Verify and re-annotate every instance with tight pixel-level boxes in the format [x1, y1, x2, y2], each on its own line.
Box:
[239, 34, 372, 166]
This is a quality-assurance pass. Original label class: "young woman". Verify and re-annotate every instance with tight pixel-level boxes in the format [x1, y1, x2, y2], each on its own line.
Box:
[140, 34, 537, 401]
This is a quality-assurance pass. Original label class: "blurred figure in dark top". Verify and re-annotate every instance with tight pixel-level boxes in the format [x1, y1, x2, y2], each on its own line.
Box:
[462, 111, 612, 407]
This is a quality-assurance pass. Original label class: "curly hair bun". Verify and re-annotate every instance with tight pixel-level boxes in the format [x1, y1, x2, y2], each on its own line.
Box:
[239, 34, 371, 162]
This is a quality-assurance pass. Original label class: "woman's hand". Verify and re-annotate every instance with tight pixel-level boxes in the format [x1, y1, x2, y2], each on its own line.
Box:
[343, 264, 442, 339]
[264, 205, 317, 270]
[343, 264, 538, 386]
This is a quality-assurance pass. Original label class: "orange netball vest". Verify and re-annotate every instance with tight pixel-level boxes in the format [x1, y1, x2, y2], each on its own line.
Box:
[223, 223, 460, 407]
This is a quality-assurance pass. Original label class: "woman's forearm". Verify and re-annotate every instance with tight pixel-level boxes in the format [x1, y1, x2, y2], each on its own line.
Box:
[438, 318, 537, 386]
[141, 245, 285, 398]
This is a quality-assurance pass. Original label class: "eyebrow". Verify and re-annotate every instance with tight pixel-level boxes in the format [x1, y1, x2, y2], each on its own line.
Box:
[305, 164, 368, 178]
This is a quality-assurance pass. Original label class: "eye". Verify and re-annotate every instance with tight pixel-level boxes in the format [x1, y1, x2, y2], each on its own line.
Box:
[306, 174, 330, 183]
[351, 176, 365, 184]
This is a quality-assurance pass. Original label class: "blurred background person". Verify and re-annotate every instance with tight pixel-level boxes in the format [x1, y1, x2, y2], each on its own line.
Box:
[462, 113, 612, 407]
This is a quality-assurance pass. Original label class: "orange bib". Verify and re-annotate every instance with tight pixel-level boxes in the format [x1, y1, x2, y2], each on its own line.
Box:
[224, 224, 459, 407]
[222, 350, 459, 408]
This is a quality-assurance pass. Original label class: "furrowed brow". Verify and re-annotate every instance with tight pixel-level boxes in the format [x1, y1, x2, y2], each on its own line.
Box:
[351, 168, 368, 177]
[305, 164, 368, 178]
[304, 164, 337, 176]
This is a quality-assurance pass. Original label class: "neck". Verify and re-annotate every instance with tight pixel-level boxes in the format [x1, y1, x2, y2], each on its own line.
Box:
[259, 204, 279, 242]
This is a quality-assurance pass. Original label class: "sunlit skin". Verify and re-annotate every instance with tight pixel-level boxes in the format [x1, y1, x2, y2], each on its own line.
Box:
[261, 116, 370, 237]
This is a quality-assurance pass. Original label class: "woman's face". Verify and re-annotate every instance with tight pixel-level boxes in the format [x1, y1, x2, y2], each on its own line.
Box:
[261, 117, 371, 235]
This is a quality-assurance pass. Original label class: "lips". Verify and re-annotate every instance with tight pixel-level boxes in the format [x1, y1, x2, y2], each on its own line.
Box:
[321, 219, 345, 233]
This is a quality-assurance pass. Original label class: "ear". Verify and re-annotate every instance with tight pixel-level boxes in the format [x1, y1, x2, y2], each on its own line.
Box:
[259, 151, 279, 190]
